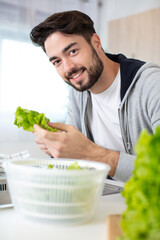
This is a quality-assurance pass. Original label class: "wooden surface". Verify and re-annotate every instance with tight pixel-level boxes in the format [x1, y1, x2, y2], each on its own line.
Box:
[106, 214, 122, 240]
[108, 8, 160, 65]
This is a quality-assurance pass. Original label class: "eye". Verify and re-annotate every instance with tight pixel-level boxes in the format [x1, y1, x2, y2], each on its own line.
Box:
[53, 59, 61, 67]
[69, 49, 78, 56]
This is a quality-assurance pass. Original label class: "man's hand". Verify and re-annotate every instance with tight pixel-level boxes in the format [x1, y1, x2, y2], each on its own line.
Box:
[33, 123, 119, 176]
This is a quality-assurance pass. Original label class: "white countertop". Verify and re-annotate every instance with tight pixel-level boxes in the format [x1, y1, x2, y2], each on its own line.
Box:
[0, 193, 126, 240]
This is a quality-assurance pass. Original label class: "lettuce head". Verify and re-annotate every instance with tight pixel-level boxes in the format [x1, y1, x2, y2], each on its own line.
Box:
[14, 106, 57, 132]
[119, 126, 160, 240]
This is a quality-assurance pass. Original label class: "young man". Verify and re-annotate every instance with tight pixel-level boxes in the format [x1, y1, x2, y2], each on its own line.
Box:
[30, 10, 160, 182]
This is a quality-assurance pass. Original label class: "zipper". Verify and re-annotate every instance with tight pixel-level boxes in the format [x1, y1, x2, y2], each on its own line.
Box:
[118, 107, 130, 153]
[118, 108, 126, 151]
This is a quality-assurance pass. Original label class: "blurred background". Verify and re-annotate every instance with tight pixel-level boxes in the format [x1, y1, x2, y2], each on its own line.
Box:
[0, 0, 160, 156]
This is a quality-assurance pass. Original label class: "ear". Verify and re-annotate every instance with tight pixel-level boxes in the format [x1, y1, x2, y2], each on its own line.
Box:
[91, 33, 102, 51]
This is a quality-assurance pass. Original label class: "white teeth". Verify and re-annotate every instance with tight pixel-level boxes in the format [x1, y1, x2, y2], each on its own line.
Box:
[72, 70, 83, 79]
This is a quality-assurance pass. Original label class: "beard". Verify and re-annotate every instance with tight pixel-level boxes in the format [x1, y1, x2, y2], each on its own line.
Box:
[65, 46, 104, 92]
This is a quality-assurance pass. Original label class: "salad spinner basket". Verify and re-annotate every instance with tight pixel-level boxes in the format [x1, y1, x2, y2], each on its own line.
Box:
[3, 158, 110, 224]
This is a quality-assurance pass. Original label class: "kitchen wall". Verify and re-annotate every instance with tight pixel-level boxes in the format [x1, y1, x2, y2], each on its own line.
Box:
[98, 0, 160, 51]
[107, 8, 160, 64]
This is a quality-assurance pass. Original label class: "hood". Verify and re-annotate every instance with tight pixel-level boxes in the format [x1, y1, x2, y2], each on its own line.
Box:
[106, 53, 145, 100]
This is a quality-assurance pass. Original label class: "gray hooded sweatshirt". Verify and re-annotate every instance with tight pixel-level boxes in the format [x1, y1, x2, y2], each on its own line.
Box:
[66, 53, 160, 182]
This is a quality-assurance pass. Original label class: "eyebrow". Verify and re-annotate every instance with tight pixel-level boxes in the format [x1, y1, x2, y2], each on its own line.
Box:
[49, 42, 77, 62]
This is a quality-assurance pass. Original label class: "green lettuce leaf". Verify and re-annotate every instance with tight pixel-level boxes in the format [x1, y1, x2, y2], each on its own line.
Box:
[14, 106, 57, 132]
[119, 126, 160, 240]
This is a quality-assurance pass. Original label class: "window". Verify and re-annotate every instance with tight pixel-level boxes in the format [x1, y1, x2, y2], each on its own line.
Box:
[0, 38, 69, 122]
[0, 0, 99, 150]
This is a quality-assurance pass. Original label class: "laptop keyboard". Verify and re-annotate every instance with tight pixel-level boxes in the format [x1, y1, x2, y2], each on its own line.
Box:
[102, 181, 124, 195]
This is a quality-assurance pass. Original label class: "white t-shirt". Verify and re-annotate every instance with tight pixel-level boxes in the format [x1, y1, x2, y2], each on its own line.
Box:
[87, 69, 125, 152]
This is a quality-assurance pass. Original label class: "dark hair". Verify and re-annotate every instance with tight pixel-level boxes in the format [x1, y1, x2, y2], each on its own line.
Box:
[30, 10, 96, 52]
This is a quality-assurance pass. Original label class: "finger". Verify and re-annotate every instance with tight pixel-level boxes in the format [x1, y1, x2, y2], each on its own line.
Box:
[41, 146, 52, 156]
[35, 137, 44, 144]
[34, 124, 63, 137]
[34, 124, 47, 137]
[34, 124, 42, 131]
[38, 143, 47, 151]
[44, 150, 53, 157]
[48, 122, 74, 132]
[35, 138, 53, 157]
[34, 124, 61, 144]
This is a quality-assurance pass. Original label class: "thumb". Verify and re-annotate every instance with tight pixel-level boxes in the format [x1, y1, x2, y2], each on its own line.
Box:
[48, 122, 73, 132]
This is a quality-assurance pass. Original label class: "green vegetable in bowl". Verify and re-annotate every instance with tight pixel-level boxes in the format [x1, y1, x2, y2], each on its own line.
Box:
[14, 106, 57, 132]
[66, 161, 81, 170]
[119, 126, 160, 240]
[48, 164, 54, 169]
[48, 161, 82, 170]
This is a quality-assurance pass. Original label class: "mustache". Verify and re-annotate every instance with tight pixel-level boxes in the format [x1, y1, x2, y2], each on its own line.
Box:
[65, 67, 86, 80]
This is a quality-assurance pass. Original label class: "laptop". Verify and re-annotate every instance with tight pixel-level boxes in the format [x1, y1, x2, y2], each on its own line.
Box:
[102, 178, 124, 195]
[0, 173, 12, 208]
[0, 151, 30, 208]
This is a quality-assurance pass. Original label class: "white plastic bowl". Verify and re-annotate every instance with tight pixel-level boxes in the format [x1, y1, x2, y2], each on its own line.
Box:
[3, 158, 110, 224]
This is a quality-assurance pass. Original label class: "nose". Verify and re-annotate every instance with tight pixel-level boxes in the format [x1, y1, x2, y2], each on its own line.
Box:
[63, 58, 75, 74]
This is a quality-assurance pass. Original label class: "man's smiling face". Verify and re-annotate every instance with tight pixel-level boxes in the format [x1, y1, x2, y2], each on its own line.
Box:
[44, 32, 103, 92]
